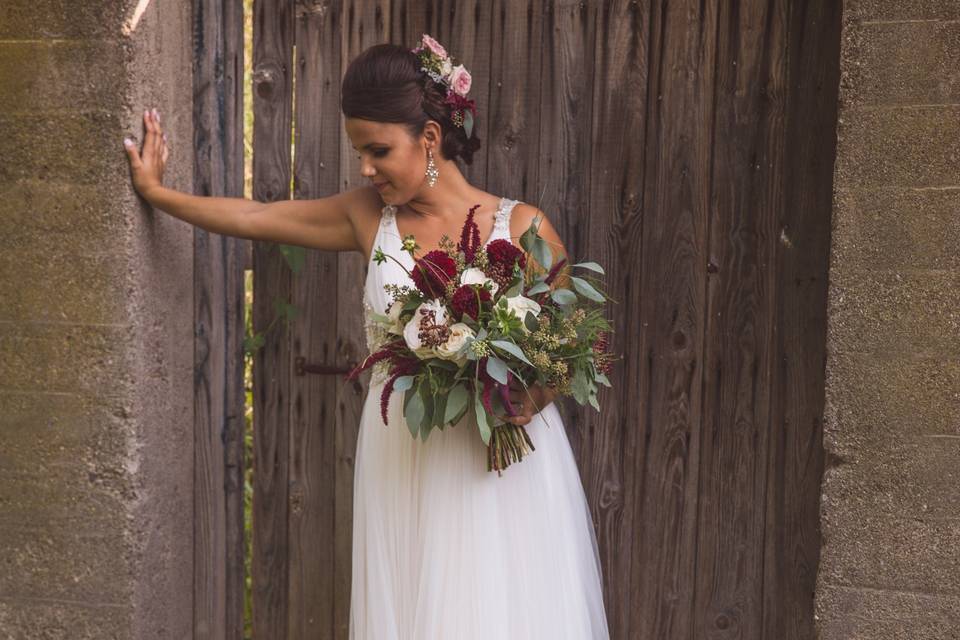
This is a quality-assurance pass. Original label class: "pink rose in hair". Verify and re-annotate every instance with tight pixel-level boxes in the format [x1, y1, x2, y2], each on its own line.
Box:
[420, 34, 448, 59]
[449, 64, 472, 96]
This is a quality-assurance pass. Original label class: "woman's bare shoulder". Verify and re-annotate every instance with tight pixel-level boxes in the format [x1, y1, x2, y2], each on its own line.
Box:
[346, 185, 393, 262]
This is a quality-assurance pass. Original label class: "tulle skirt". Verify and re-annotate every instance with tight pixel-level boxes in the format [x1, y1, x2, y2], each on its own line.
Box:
[349, 379, 611, 640]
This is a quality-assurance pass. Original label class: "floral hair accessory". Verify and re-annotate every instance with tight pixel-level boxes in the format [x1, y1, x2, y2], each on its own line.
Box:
[411, 33, 477, 138]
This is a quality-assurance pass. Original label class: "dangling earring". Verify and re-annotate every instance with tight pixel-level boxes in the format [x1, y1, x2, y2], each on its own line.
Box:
[425, 148, 439, 187]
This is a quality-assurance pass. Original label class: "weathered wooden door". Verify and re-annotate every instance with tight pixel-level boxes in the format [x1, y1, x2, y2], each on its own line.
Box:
[244, 1, 840, 639]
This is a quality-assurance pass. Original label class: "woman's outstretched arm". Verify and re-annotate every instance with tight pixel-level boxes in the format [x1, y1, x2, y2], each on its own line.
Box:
[123, 107, 361, 253]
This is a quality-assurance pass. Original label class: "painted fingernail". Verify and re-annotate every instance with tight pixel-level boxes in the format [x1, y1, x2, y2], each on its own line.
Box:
[123, 137, 133, 147]
[152, 108, 159, 121]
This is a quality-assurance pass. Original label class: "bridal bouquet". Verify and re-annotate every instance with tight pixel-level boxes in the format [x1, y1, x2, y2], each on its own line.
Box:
[347, 204, 616, 475]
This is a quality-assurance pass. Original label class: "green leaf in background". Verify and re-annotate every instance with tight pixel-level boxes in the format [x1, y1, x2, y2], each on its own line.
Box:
[551, 288, 578, 306]
[474, 390, 492, 445]
[504, 280, 523, 298]
[490, 339, 533, 366]
[570, 276, 606, 302]
[572, 261, 605, 275]
[531, 236, 553, 271]
[444, 383, 470, 424]
[279, 244, 306, 274]
[486, 355, 509, 384]
[404, 386, 424, 438]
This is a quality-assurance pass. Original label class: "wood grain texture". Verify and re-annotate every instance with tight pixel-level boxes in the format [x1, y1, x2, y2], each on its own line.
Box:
[239, 2, 837, 638]
[251, 1, 294, 639]
[192, 0, 247, 638]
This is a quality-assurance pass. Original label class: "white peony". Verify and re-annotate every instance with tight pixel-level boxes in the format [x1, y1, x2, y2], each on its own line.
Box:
[435, 322, 474, 364]
[460, 267, 498, 296]
[403, 298, 447, 357]
[505, 294, 541, 332]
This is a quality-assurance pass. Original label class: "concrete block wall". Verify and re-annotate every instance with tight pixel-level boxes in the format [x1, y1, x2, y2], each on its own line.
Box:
[817, 0, 960, 638]
[0, 1, 196, 637]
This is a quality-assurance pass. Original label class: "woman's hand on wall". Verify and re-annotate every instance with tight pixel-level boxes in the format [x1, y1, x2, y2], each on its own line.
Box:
[123, 108, 168, 201]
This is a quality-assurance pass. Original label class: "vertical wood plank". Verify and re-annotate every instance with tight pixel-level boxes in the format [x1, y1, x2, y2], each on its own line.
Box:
[763, 1, 838, 638]
[286, 1, 344, 638]
[251, 0, 295, 638]
[628, 1, 715, 637]
[536, 0, 598, 461]
[486, 0, 544, 201]
[585, 1, 651, 637]
[193, 0, 247, 638]
[693, 3, 786, 638]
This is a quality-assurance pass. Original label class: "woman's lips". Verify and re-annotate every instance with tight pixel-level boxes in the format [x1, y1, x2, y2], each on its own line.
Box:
[374, 182, 388, 191]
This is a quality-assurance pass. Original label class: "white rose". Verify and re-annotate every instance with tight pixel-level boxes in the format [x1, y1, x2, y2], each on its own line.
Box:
[386, 299, 405, 335]
[505, 294, 541, 332]
[435, 322, 474, 364]
[460, 267, 498, 296]
[440, 58, 453, 77]
[403, 298, 447, 357]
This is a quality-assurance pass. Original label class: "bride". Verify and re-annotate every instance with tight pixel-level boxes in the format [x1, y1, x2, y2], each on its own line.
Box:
[125, 35, 610, 640]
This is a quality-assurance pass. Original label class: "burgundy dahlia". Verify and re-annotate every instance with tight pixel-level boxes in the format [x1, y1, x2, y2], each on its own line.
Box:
[450, 283, 491, 321]
[485, 238, 526, 288]
[411, 249, 457, 298]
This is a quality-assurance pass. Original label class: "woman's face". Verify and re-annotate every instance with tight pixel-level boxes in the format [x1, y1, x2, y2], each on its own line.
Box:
[344, 117, 436, 203]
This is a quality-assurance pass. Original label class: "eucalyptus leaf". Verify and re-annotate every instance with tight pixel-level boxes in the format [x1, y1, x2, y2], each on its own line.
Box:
[526, 281, 550, 295]
[444, 383, 470, 424]
[368, 311, 392, 324]
[393, 375, 416, 393]
[486, 356, 510, 384]
[570, 276, 606, 302]
[463, 110, 474, 138]
[572, 261, 605, 275]
[595, 372, 612, 387]
[524, 311, 540, 332]
[490, 340, 533, 366]
[431, 393, 448, 430]
[474, 391, 492, 445]
[531, 237, 553, 271]
[588, 393, 600, 411]
[404, 387, 424, 438]
[551, 288, 578, 306]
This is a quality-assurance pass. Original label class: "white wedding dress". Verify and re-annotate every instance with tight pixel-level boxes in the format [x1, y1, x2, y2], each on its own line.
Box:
[352, 197, 611, 639]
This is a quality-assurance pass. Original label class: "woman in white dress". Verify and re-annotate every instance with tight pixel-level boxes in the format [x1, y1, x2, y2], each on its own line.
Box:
[125, 35, 609, 640]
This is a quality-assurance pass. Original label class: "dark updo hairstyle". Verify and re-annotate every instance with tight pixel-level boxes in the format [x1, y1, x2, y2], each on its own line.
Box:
[341, 43, 482, 166]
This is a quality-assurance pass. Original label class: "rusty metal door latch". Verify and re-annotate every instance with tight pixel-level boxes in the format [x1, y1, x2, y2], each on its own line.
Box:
[294, 356, 356, 377]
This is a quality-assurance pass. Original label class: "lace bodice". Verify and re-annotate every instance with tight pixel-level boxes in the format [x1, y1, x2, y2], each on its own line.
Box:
[361, 197, 521, 384]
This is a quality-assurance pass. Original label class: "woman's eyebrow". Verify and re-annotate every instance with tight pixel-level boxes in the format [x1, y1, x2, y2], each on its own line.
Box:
[353, 142, 386, 150]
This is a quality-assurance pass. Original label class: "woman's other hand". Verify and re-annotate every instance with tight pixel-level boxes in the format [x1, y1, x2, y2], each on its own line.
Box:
[123, 107, 168, 200]
[501, 375, 557, 426]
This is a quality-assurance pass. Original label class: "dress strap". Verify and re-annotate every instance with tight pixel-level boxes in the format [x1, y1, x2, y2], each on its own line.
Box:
[492, 198, 521, 239]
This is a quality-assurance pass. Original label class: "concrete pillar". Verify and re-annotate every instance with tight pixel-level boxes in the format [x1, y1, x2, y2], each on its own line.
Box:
[817, 1, 960, 637]
[0, 1, 196, 637]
